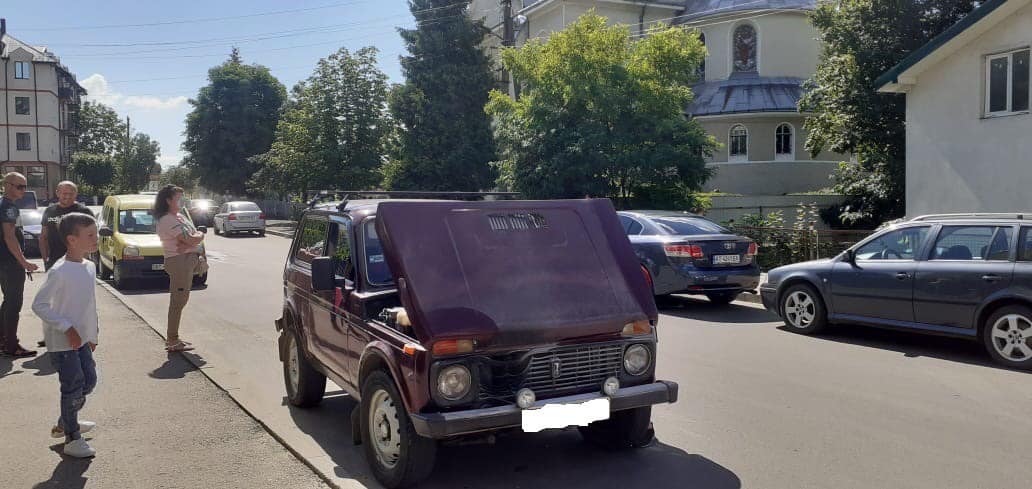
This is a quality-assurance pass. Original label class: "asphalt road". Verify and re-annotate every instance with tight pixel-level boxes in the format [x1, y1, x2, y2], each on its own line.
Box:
[104, 232, 1032, 489]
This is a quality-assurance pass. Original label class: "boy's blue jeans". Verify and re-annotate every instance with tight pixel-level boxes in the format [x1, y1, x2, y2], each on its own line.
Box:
[50, 346, 97, 441]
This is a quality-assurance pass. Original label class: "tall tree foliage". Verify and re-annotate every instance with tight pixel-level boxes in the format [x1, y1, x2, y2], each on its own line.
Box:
[183, 49, 287, 195]
[486, 14, 716, 203]
[69, 153, 116, 196]
[120, 133, 160, 193]
[160, 165, 199, 193]
[800, 0, 978, 225]
[383, 0, 497, 191]
[77, 101, 127, 155]
[250, 47, 391, 195]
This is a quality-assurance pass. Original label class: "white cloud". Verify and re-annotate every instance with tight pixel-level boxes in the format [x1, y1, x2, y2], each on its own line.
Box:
[81, 74, 188, 111]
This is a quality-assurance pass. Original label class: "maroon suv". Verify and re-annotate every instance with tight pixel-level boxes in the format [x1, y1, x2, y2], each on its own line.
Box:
[276, 198, 679, 488]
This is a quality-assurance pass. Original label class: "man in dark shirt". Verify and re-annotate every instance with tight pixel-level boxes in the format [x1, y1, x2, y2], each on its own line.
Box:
[41, 181, 93, 271]
[0, 172, 40, 357]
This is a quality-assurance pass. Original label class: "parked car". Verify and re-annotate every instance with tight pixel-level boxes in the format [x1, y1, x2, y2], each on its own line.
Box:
[617, 211, 760, 304]
[186, 198, 217, 227]
[88, 206, 104, 273]
[277, 198, 678, 488]
[97, 194, 208, 289]
[760, 213, 1032, 370]
[14, 190, 37, 210]
[20, 209, 43, 257]
[213, 201, 265, 237]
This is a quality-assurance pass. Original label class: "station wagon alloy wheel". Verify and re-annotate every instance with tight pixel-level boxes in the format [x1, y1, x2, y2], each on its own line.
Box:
[785, 291, 816, 328]
[989, 314, 1032, 361]
[369, 389, 402, 469]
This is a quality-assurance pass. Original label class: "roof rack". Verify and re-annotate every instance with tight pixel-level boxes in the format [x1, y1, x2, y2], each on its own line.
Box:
[909, 213, 1029, 222]
[304, 190, 522, 211]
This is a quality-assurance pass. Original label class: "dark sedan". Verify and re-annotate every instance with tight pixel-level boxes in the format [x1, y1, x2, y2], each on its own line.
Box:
[186, 199, 217, 227]
[20, 209, 43, 257]
[618, 211, 760, 304]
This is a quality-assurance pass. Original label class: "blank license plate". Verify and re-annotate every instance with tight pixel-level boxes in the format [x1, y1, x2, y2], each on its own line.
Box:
[521, 397, 609, 432]
[239, 216, 256, 221]
[152, 264, 165, 271]
[713, 254, 741, 264]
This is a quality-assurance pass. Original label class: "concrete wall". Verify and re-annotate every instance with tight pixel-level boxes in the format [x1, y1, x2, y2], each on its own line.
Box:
[697, 12, 819, 82]
[903, 3, 1032, 216]
[704, 161, 840, 195]
[706, 194, 845, 228]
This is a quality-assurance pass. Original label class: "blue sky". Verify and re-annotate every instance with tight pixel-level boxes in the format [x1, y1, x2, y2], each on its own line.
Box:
[3, 0, 416, 167]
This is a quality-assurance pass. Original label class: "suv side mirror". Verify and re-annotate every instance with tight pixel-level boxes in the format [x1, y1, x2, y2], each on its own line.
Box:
[99, 227, 113, 238]
[311, 256, 335, 292]
[197, 226, 207, 234]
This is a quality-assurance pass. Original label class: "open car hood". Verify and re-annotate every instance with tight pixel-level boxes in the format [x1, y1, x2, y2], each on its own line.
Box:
[375, 199, 657, 347]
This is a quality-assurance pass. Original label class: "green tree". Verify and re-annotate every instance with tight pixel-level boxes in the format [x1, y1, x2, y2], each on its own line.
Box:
[250, 46, 391, 196]
[160, 165, 198, 193]
[183, 49, 287, 195]
[383, 0, 497, 191]
[77, 101, 127, 156]
[69, 153, 116, 196]
[800, 0, 978, 225]
[486, 13, 716, 202]
[115, 133, 160, 193]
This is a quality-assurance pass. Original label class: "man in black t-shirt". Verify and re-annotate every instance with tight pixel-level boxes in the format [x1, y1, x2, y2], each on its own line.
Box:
[41, 181, 93, 271]
[0, 172, 39, 357]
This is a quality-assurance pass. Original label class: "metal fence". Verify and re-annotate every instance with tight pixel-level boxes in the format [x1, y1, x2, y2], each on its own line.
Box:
[729, 226, 874, 270]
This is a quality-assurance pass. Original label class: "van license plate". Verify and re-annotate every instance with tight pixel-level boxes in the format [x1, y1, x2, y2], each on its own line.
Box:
[152, 264, 165, 271]
[521, 397, 609, 432]
[713, 255, 740, 264]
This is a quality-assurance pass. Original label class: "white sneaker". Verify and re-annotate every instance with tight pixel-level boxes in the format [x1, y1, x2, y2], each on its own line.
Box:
[51, 420, 96, 439]
[63, 438, 96, 458]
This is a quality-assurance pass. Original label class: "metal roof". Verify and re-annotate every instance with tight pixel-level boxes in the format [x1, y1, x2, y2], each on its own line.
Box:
[677, 0, 816, 22]
[687, 72, 803, 116]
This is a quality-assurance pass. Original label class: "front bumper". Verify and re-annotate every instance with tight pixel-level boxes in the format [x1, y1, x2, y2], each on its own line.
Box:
[760, 283, 779, 314]
[409, 380, 678, 439]
[117, 256, 171, 279]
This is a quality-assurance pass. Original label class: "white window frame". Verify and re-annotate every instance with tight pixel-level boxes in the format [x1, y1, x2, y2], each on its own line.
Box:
[14, 61, 30, 80]
[984, 48, 1030, 117]
[728, 125, 748, 163]
[774, 123, 794, 161]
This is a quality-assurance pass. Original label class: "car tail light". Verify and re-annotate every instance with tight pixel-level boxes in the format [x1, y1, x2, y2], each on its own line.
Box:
[432, 339, 474, 356]
[228, 213, 237, 221]
[259, 212, 265, 220]
[747, 242, 758, 256]
[641, 265, 653, 289]
[664, 244, 704, 259]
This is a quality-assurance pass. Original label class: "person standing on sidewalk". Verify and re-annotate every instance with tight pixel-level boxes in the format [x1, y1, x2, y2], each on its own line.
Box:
[154, 185, 204, 353]
[31, 212, 101, 458]
[41, 181, 92, 271]
[0, 172, 40, 358]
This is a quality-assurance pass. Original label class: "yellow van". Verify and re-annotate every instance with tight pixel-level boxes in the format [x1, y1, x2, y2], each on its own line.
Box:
[97, 194, 208, 289]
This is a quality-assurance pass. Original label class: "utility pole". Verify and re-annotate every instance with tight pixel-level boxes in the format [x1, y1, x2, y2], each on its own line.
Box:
[125, 116, 131, 191]
[501, 0, 520, 99]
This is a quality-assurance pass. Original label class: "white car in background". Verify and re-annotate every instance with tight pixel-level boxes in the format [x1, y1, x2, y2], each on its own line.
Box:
[213, 201, 266, 237]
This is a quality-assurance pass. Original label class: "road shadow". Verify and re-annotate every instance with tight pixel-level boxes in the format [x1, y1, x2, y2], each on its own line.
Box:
[111, 280, 208, 296]
[22, 352, 57, 376]
[217, 232, 264, 239]
[658, 295, 777, 325]
[782, 323, 1026, 373]
[148, 351, 208, 379]
[33, 445, 92, 489]
[287, 393, 740, 489]
[0, 356, 21, 379]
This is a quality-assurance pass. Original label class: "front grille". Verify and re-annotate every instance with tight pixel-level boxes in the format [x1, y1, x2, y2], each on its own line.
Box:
[522, 344, 623, 397]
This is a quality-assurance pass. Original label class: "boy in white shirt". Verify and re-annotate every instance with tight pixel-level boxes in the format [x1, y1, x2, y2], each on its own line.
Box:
[31, 212, 100, 458]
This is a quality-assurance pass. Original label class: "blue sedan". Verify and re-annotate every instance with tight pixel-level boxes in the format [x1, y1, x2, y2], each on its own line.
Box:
[618, 211, 760, 304]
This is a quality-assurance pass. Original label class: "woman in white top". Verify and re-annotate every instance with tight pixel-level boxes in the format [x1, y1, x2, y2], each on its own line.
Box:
[154, 185, 204, 352]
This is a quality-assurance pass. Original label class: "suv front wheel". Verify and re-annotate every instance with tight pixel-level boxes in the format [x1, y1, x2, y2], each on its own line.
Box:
[283, 327, 326, 407]
[360, 371, 436, 489]
[578, 406, 655, 449]
[983, 305, 1032, 370]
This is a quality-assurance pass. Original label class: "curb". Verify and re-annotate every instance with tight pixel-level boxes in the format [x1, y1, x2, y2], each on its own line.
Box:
[265, 228, 294, 238]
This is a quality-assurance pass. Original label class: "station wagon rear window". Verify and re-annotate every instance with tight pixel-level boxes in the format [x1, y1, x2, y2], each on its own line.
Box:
[230, 202, 261, 212]
[651, 217, 727, 235]
[364, 219, 394, 287]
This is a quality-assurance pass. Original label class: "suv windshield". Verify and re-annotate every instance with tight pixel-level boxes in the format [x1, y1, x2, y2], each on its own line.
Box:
[119, 209, 156, 234]
[651, 217, 728, 235]
[364, 219, 394, 287]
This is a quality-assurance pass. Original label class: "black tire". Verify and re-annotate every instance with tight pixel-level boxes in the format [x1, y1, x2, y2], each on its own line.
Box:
[99, 257, 113, 280]
[706, 291, 740, 305]
[360, 371, 436, 489]
[779, 283, 827, 334]
[258, 230, 266, 237]
[193, 273, 208, 287]
[982, 305, 1032, 370]
[112, 261, 129, 290]
[214, 223, 222, 236]
[578, 406, 655, 449]
[282, 327, 326, 408]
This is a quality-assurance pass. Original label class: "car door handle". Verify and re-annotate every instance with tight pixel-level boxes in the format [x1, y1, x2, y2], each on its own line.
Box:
[982, 274, 1001, 282]
[896, 272, 911, 280]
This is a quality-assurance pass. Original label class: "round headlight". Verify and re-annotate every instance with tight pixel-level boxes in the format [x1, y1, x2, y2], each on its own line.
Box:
[123, 246, 140, 257]
[623, 344, 651, 376]
[516, 388, 536, 409]
[602, 377, 620, 396]
[437, 365, 472, 401]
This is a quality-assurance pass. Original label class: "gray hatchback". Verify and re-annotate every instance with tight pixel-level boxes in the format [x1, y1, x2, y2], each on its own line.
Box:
[760, 213, 1032, 370]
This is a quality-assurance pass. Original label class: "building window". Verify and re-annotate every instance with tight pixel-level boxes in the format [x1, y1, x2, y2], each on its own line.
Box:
[729, 125, 748, 162]
[16, 133, 31, 151]
[14, 61, 30, 79]
[985, 48, 1030, 116]
[775, 123, 794, 160]
[15, 97, 30, 115]
[733, 24, 757, 73]
[26, 166, 45, 188]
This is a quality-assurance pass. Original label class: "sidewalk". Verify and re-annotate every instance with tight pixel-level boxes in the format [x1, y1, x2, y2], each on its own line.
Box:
[0, 273, 328, 489]
[264, 219, 296, 238]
